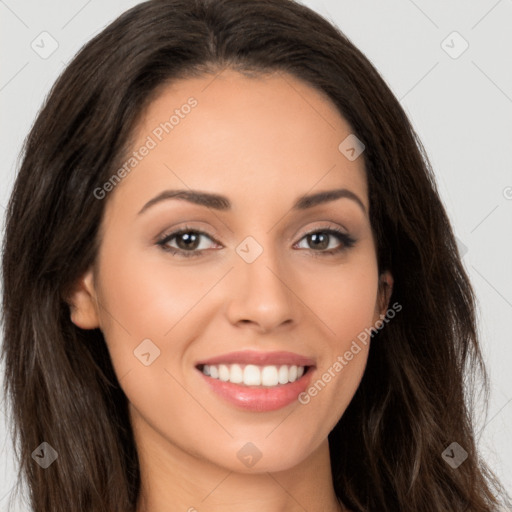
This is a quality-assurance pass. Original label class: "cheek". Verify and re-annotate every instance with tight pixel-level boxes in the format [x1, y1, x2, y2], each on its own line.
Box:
[299, 259, 378, 420]
[335, 269, 379, 339]
[96, 246, 203, 339]
[307, 256, 380, 343]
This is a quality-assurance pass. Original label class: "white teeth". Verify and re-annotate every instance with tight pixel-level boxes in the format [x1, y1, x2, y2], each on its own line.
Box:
[244, 365, 261, 385]
[229, 364, 243, 384]
[218, 364, 230, 382]
[200, 363, 307, 386]
[278, 365, 288, 384]
[261, 366, 278, 386]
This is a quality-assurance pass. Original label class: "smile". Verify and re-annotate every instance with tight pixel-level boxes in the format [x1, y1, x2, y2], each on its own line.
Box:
[194, 350, 316, 412]
[199, 363, 307, 387]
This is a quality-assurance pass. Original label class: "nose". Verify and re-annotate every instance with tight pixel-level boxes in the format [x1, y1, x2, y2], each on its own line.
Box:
[225, 243, 298, 333]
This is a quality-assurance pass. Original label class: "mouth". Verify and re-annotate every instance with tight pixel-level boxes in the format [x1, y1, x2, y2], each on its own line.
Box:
[194, 350, 316, 412]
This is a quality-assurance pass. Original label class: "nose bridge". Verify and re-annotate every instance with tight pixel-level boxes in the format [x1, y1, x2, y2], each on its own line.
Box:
[227, 232, 296, 330]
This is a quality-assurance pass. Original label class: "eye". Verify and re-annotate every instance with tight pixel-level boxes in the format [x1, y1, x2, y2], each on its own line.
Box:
[156, 225, 356, 258]
[156, 225, 218, 258]
[294, 227, 356, 255]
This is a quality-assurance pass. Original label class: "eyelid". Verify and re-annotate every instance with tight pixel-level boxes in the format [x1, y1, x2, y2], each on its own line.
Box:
[155, 225, 220, 248]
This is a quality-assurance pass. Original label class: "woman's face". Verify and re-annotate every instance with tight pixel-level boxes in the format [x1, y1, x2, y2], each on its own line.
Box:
[71, 69, 392, 473]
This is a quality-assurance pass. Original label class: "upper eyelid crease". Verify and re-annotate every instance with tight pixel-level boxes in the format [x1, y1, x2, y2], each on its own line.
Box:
[157, 221, 350, 243]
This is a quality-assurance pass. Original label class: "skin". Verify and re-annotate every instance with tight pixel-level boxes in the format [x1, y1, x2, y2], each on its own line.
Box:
[69, 69, 393, 512]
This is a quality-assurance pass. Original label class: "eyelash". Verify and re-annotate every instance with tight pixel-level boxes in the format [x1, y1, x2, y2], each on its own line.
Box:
[155, 224, 356, 259]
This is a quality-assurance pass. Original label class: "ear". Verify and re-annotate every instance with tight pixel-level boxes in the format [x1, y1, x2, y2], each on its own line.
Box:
[65, 267, 101, 330]
[375, 270, 394, 318]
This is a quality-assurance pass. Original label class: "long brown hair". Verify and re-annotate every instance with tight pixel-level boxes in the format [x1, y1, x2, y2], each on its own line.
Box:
[1, 0, 509, 510]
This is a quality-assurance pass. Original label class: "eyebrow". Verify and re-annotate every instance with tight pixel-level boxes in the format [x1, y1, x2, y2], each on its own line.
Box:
[137, 188, 367, 215]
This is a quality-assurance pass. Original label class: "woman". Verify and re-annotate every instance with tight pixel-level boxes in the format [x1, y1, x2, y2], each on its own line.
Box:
[1, 0, 509, 510]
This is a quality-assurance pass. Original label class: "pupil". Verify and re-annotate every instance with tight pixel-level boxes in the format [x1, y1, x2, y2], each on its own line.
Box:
[310, 233, 328, 249]
[179, 232, 198, 249]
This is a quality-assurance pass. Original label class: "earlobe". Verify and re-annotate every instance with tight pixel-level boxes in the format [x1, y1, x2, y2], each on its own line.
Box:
[65, 268, 101, 330]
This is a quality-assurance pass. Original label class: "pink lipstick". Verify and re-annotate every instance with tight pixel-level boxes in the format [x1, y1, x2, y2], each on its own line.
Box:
[195, 350, 316, 412]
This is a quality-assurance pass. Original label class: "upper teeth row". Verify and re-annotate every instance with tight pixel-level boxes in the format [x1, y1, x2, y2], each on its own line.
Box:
[202, 364, 305, 386]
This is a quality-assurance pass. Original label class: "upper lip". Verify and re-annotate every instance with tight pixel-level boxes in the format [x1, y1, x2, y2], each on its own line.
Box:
[195, 350, 316, 368]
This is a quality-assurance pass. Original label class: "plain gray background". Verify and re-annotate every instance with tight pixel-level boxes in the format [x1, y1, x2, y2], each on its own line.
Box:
[1, 0, 511, 509]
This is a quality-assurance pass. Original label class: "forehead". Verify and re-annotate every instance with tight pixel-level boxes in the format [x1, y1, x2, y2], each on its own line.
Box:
[105, 69, 368, 216]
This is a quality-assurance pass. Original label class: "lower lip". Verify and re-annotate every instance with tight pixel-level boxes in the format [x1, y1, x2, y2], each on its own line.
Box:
[197, 367, 315, 412]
